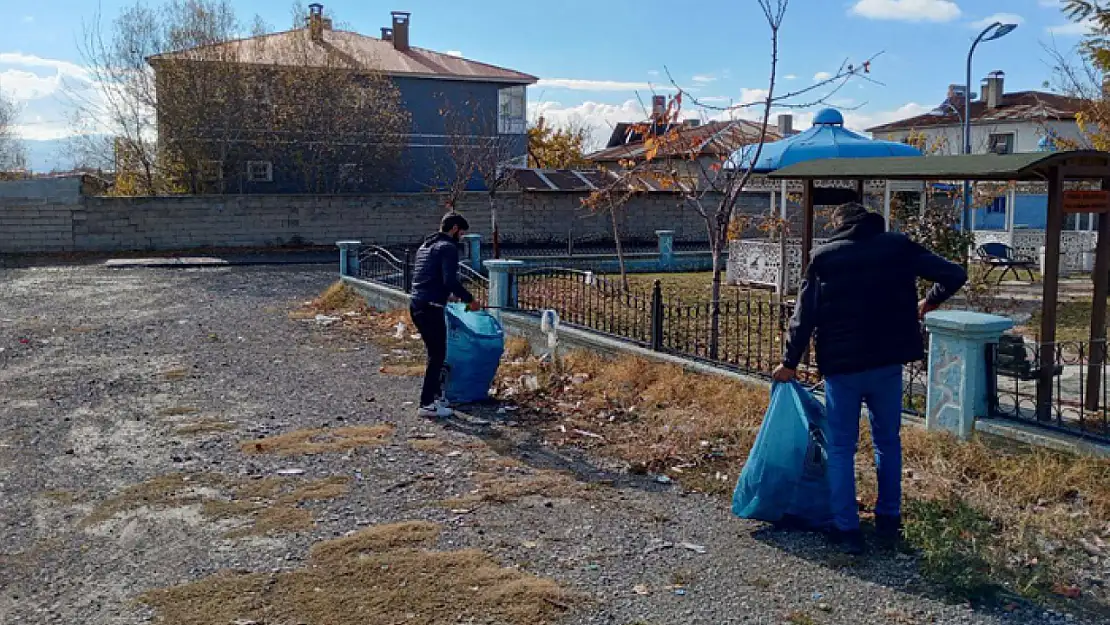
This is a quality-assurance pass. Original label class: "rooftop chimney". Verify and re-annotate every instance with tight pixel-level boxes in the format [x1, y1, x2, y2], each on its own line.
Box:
[381, 27, 394, 41]
[651, 95, 666, 122]
[307, 3, 324, 42]
[986, 70, 1004, 109]
[946, 84, 967, 104]
[391, 11, 411, 51]
[980, 79, 989, 104]
[777, 113, 794, 137]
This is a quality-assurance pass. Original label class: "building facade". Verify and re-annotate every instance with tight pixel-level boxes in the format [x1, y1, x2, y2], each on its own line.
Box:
[148, 6, 536, 194]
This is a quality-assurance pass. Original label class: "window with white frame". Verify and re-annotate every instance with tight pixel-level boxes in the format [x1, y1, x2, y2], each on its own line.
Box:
[988, 133, 1015, 155]
[247, 161, 273, 183]
[498, 85, 526, 135]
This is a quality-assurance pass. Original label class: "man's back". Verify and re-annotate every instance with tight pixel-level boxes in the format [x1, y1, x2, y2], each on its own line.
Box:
[783, 209, 967, 376]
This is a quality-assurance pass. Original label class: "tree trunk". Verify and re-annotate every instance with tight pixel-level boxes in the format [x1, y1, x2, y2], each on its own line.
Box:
[609, 202, 629, 291]
[709, 221, 725, 361]
[489, 192, 501, 259]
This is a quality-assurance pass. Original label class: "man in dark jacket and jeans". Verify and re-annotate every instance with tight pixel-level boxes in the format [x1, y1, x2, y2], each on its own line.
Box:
[410, 212, 479, 418]
[773, 203, 967, 554]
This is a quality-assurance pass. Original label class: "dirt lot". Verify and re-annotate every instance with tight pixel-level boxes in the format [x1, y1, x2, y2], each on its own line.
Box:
[0, 264, 1093, 625]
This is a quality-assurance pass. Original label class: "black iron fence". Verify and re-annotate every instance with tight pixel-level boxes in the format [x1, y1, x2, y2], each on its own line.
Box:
[988, 336, 1110, 442]
[356, 244, 489, 303]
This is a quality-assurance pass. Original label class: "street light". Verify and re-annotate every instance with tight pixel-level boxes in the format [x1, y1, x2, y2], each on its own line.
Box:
[963, 21, 1018, 231]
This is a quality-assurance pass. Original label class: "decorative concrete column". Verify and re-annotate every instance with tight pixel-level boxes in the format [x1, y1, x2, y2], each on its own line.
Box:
[336, 240, 361, 277]
[656, 230, 675, 270]
[484, 259, 525, 321]
[461, 233, 482, 273]
[924, 310, 1014, 440]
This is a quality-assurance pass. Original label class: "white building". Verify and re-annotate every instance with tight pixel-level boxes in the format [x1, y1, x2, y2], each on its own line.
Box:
[867, 71, 1085, 155]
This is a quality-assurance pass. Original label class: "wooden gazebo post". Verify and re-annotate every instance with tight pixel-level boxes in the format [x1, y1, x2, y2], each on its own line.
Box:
[1084, 181, 1110, 410]
[801, 179, 815, 276]
[1037, 167, 1065, 421]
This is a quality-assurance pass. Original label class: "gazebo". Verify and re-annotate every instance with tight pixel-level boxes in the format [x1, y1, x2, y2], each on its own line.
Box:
[726, 108, 923, 291]
[769, 150, 1110, 418]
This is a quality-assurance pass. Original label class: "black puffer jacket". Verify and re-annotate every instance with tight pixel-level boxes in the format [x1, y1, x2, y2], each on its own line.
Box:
[409, 232, 474, 307]
[783, 212, 967, 376]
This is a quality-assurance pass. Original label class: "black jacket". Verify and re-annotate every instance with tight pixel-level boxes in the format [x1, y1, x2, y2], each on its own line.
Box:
[783, 212, 967, 376]
[409, 233, 474, 307]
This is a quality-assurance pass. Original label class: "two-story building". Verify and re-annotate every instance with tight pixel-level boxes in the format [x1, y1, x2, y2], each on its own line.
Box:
[147, 5, 536, 194]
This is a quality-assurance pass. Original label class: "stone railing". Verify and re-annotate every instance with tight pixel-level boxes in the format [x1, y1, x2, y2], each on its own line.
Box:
[726, 237, 828, 293]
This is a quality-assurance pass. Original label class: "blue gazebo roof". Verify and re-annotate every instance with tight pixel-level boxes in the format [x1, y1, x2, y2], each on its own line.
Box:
[728, 108, 923, 173]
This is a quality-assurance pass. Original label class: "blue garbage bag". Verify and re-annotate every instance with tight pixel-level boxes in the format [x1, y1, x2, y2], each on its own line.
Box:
[443, 303, 505, 404]
[731, 381, 832, 530]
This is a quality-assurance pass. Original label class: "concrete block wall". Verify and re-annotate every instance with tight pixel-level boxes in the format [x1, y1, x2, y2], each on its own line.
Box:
[1, 176, 773, 254]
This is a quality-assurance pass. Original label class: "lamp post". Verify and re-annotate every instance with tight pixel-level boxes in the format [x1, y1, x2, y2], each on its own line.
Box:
[963, 21, 1018, 232]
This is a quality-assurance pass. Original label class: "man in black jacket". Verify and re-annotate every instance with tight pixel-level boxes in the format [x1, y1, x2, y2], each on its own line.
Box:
[773, 203, 967, 554]
[410, 212, 480, 418]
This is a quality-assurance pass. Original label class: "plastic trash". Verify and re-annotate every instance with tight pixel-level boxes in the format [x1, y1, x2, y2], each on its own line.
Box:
[443, 303, 505, 404]
[731, 381, 833, 531]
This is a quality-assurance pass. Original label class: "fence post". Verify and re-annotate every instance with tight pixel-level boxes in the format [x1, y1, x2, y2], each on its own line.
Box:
[402, 249, 414, 293]
[650, 280, 664, 351]
[656, 230, 675, 270]
[462, 233, 483, 273]
[484, 259, 525, 322]
[923, 311, 1014, 440]
[336, 240, 361, 277]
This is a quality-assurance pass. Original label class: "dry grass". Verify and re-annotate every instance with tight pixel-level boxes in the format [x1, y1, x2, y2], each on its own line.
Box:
[158, 405, 199, 417]
[409, 438, 450, 454]
[174, 419, 235, 435]
[240, 425, 393, 456]
[277, 476, 351, 504]
[504, 337, 534, 361]
[139, 521, 572, 625]
[161, 368, 189, 382]
[443, 469, 589, 508]
[82, 473, 352, 538]
[308, 281, 369, 315]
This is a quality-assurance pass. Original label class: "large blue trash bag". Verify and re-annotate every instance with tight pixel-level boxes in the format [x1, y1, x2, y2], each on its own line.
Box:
[443, 303, 505, 404]
[731, 381, 833, 530]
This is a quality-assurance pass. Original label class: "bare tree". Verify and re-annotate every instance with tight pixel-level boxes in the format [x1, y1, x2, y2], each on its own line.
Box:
[0, 89, 27, 171]
[585, 0, 879, 357]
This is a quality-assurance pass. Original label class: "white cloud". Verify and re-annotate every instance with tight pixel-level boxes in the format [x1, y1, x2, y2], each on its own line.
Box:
[970, 13, 1024, 29]
[445, 50, 462, 57]
[647, 69, 660, 77]
[849, 0, 961, 22]
[784, 74, 798, 81]
[536, 78, 674, 92]
[691, 74, 717, 84]
[1047, 18, 1095, 36]
[813, 71, 833, 82]
[0, 52, 104, 141]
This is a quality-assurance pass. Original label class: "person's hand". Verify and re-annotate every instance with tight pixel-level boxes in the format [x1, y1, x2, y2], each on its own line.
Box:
[918, 299, 939, 320]
[467, 300, 482, 312]
[772, 365, 796, 382]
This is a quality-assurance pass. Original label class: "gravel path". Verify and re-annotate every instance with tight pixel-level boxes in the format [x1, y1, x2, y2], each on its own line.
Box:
[0, 264, 1088, 625]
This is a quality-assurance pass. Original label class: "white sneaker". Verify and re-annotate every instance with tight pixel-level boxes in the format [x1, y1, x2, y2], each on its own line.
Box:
[435, 397, 452, 410]
[417, 403, 453, 418]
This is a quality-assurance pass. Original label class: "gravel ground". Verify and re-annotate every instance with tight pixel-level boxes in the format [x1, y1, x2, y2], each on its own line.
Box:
[0, 264, 1091, 625]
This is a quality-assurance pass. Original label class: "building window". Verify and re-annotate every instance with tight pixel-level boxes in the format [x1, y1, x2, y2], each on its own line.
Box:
[988, 197, 1006, 214]
[247, 161, 273, 183]
[338, 163, 360, 185]
[988, 133, 1015, 155]
[498, 85, 526, 135]
[200, 160, 223, 182]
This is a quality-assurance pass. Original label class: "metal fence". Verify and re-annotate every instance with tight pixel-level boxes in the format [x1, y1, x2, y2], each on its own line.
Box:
[510, 267, 928, 414]
[356, 244, 489, 303]
[988, 336, 1110, 442]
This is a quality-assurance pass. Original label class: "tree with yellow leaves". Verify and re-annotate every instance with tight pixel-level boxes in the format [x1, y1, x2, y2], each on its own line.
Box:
[527, 117, 591, 170]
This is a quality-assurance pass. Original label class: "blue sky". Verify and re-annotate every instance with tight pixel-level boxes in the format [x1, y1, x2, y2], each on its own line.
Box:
[0, 0, 1094, 162]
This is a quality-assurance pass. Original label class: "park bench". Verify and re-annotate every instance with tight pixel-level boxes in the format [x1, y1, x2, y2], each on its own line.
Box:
[993, 334, 1063, 380]
[976, 243, 1037, 284]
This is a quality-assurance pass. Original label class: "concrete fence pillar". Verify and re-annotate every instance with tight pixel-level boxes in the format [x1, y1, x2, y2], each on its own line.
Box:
[924, 310, 1014, 440]
[336, 240, 362, 277]
[462, 233, 483, 273]
[484, 259, 526, 321]
[656, 230, 675, 270]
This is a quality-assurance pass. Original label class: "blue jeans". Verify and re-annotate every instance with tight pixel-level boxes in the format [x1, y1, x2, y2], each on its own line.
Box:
[824, 365, 904, 532]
